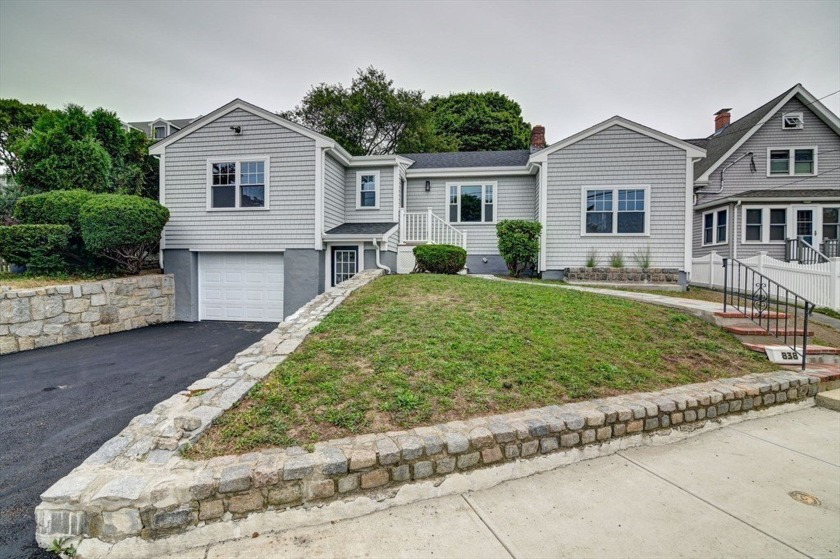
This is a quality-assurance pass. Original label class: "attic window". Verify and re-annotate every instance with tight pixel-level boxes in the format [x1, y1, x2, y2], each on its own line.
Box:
[782, 113, 803, 130]
[153, 125, 167, 139]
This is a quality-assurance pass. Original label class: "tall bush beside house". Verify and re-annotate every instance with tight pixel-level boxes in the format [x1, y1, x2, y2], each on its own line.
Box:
[413, 244, 467, 274]
[13, 189, 99, 270]
[80, 194, 169, 274]
[496, 220, 541, 277]
[0, 224, 71, 274]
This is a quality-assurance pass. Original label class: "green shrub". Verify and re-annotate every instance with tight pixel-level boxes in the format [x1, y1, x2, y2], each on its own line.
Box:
[413, 244, 467, 274]
[80, 194, 169, 274]
[14, 189, 94, 230]
[14, 189, 99, 269]
[0, 224, 71, 274]
[610, 251, 625, 268]
[496, 219, 541, 277]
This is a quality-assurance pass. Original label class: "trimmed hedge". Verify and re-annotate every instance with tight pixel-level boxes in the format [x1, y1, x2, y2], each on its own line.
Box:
[413, 244, 466, 274]
[80, 194, 169, 274]
[14, 189, 94, 231]
[496, 220, 541, 277]
[0, 224, 72, 274]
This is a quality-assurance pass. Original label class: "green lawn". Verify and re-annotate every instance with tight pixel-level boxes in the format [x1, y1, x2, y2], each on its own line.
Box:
[0, 271, 118, 289]
[190, 274, 776, 458]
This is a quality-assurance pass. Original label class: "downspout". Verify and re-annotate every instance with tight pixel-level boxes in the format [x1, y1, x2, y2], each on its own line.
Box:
[372, 238, 391, 274]
[700, 151, 754, 196]
[733, 200, 741, 259]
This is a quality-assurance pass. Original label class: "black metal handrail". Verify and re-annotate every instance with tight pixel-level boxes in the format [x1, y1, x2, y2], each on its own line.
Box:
[722, 257, 814, 370]
[785, 236, 830, 264]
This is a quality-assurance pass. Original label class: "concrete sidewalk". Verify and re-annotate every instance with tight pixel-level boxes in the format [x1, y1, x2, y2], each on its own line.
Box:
[169, 407, 839, 559]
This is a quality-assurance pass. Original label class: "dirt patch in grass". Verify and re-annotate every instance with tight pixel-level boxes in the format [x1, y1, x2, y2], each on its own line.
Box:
[189, 274, 779, 459]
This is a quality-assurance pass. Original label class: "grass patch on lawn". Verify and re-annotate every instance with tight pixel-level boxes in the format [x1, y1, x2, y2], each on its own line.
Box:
[0, 271, 119, 289]
[190, 274, 777, 458]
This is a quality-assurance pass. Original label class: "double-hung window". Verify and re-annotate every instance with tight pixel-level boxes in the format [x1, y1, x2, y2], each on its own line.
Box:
[356, 171, 380, 209]
[824, 208, 840, 242]
[768, 147, 816, 176]
[582, 186, 648, 235]
[448, 183, 495, 223]
[153, 125, 166, 139]
[702, 209, 728, 246]
[742, 207, 789, 244]
[208, 158, 268, 210]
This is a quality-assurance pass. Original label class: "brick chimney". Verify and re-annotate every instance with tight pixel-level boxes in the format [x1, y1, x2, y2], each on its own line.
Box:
[714, 108, 732, 133]
[530, 125, 546, 152]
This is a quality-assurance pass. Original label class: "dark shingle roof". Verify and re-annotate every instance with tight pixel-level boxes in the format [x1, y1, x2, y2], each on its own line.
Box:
[324, 222, 398, 236]
[692, 85, 798, 180]
[683, 138, 710, 150]
[734, 188, 839, 199]
[399, 150, 531, 169]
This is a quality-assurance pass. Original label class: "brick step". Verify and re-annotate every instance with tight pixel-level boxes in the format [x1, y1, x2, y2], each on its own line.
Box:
[724, 325, 813, 336]
[742, 342, 839, 356]
[715, 311, 790, 319]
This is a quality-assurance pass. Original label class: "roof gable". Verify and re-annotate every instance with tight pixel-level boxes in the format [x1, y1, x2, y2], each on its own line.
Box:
[148, 99, 340, 155]
[529, 116, 706, 162]
[694, 84, 840, 182]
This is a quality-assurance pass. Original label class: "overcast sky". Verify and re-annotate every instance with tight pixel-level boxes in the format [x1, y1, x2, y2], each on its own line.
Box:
[1, 0, 838, 142]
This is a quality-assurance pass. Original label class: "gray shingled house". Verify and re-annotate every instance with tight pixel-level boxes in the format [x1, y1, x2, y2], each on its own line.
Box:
[148, 99, 706, 322]
[689, 84, 840, 262]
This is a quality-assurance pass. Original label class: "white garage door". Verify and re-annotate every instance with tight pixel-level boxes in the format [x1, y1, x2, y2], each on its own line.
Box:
[199, 253, 284, 322]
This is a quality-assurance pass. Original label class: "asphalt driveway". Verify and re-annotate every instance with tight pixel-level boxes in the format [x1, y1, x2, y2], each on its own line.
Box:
[0, 321, 274, 559]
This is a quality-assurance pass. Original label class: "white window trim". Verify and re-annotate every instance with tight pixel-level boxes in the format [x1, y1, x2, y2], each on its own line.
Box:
[153, 125, 167, 139]
[324, 242, 365, 292]
[702, 208, 729, 247]
[741, 206, 789, 245]
[445, 181, 498, 224]
[579, 185, 650, 237]
[356, 170, 380, 210]
[766, 146, 818, 177]
[205, 156, 271, 211]
[781, 112, 804, 130]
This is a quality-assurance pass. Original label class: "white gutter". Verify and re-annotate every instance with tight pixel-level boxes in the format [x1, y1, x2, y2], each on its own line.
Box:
[372, 239, 391, 274]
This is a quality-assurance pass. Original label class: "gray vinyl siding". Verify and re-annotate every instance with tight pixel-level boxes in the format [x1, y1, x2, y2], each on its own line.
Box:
[405, 174, 537, 254]
[324, 154, 345, 231]
[692, 202, 734, 258]
[545, 125, 688, 270]
[697, 98, 840, 204]
[162, 108, 316, 250]
[344, 167, 395, 223]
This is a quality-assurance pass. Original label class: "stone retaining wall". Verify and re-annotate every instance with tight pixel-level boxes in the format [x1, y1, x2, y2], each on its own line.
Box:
[564, 267, 680, 283]
[33, 268, 839, 555]
[1, 275, 174, 354]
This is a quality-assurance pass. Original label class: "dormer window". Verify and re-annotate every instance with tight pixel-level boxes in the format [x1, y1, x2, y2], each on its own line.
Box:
[153, 125, 167, 139]
[782, 112, 803, 130]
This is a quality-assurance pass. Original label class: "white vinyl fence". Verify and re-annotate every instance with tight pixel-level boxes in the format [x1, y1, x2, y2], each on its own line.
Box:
[691, 251, 840, 310]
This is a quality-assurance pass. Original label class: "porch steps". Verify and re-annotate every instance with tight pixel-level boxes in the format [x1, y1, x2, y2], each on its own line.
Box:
[722, 324, 813, 337]
[714, 311, 790, 319]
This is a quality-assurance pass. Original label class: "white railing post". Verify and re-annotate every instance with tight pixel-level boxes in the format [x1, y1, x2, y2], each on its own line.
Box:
[462, 230, 467, 250]
[831, 258, 840, 310]
[758, 251, 766, 277]
[709, 251, 717, 288]
[427, 208, 433, 244]
[399, 208, 405, 244]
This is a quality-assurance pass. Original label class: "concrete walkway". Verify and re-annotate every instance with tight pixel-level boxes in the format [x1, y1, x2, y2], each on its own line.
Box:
[168, 407, 839, 558]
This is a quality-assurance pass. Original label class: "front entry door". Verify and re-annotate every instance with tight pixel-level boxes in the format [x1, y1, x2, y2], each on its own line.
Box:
[796, 208, 816, 246]
[332, 246, 358, 287]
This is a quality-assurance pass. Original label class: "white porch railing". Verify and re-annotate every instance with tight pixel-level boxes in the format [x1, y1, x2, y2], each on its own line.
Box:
[399, 209, 467, 249]
[692, 251, 840, 310]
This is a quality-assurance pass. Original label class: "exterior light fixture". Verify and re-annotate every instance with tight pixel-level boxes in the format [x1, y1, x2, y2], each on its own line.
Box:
[425, 180, 431, 192]
[230, 126, 242, 134]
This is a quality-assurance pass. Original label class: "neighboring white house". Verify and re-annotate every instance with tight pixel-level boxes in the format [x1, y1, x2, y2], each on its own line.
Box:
[149, 99, 705, 322]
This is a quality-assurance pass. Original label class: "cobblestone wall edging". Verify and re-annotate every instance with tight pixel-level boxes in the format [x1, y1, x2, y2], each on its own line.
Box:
[33, 269, 838, 557]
